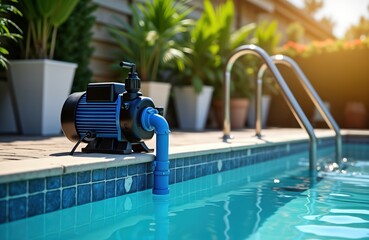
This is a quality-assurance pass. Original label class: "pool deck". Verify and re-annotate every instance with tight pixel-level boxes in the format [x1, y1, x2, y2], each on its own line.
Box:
[0, 128, 367, 184]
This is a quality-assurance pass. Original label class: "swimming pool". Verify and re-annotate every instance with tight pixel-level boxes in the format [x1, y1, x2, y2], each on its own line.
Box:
[1, 141, 368, 239]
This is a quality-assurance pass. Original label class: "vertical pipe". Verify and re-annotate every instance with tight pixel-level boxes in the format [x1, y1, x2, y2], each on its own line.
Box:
[223, 70, 232, 142]
[141, 107, 170, 195]
[255, 66, 267, 137]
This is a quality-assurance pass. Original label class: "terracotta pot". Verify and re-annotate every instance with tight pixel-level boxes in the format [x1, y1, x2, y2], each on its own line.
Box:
[212, 98, 250, 129]
[344, 102, 367, 129]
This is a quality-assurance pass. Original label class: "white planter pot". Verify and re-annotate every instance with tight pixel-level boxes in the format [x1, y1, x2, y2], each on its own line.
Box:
[174, 86, 213, 131]
[9, 59, 77, 135]
[141, 82, 171, 115]
[247, 95, 271, 128]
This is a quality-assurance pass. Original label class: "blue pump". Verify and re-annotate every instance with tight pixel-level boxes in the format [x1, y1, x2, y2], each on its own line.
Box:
[61, 61, 170, 195]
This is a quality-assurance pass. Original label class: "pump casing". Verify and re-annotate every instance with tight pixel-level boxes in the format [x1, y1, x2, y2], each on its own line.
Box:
[61, 82, 157, 154]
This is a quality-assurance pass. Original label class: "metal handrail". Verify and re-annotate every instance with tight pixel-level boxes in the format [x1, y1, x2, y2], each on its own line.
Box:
[222, 45, 317, 176]
[256, 54, 342, 163]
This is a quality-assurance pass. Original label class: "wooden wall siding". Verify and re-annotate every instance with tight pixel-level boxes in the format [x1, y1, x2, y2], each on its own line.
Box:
[91, 0, 203, 83]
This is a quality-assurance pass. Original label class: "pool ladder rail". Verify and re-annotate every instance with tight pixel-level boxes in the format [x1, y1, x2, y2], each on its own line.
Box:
[222, 44, 342, 176]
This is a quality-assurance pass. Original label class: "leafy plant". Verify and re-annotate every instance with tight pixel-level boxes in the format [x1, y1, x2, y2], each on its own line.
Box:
[54, 0, 97, 92]
[172, 0, 255, 95]
[209, 0, 255, 99]
[20, 0, 78, 59]
[253, 20, 281, 54]
[249, 20, 281, 95]
[0, 0, 22, 68]
[169, 0, 218, 92]
[109, 0, 192, 82]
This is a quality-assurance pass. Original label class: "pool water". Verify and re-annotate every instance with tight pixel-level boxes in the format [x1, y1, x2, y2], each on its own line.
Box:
[1, 145, 369, 240]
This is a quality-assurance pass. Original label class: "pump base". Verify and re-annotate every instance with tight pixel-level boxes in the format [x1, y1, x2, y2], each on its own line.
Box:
[81, 138, 153, 154]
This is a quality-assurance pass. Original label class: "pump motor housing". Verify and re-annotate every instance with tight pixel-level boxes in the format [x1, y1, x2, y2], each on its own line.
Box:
[61, 82, 158, 154]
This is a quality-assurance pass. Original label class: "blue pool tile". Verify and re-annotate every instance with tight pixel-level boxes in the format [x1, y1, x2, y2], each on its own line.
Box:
[234, 158, 240, 168]
[29, 178, 45, 193]
[202, 163, 211, 176]
[189, 157, 196, 165]
[0, 200, 6, 223]
[189, 166, 196, 179]
[62, 173, 76, 187]
[169, 159, 175, 169]
[46, 176, 61, 190]
[175, 168, 183, 183]
[146, 173, 153, 189]
[9, 181, 26, 196]
[28, 193, 44, 217]
[117, 166, 127, 178]
[212, 162, 218, 173]
[169, 169, 175, 184]
[137, 163, 146, 174]
[62, 187, 76, 209]
[106, 168, 116, 180]
[92, 169, 105, 182]
[92, 182, 105, 201]
[77, 185, 91, 205]
[183, 167, 190, 181]
[229, 159, 235, 170]
[116, 179, 125, 196]
[128, 165, 137, 175]
[195, 156, 203, 165]
[239, 158, 246, 167]
[77, 171, 91, 184]
[223, 160, 230, 171]
[129, 176, 137, 193]
[106, 180, 116, 198]
[46, 190, 60, 212]
[195, 165, 202, 177]
[184, 158, 190, 167]
[175, 158, 184, 168]
[9, 197, 26, 221]
[0, 183, 7, 198]
[146, 162, 154, 173]
[137, 175, 146, 191]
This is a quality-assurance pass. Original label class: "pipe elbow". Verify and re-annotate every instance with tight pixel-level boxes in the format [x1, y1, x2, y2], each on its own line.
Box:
[141, 107, 170, 135]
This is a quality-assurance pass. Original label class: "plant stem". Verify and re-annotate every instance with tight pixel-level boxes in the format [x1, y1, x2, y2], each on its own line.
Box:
[42, 18, 48, 58]
[50, 27, 57, 59]
[25, 23, 31, 59]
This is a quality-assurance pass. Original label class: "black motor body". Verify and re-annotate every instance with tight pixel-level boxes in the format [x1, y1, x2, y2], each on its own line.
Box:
[61, 62, 161, 154]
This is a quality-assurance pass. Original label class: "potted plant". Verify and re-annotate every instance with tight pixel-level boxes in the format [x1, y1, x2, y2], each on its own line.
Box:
[109, 0, 192, 115]
[202, 0, 255, 129]
[0, 0, 22, 133]
[170, 0, 223, 131]
[8, 0, 79, 135]
[247, 20, 281, 128]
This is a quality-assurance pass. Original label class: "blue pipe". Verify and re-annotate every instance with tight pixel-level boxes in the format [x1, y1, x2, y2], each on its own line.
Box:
[141, 107, 170, 195]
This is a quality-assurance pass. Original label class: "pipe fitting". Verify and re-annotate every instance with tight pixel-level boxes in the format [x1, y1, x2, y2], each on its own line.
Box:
[141, 107, 170, 195]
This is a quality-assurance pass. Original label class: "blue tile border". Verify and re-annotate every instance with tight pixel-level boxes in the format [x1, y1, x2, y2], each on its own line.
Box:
[0, 135, 368, 224]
